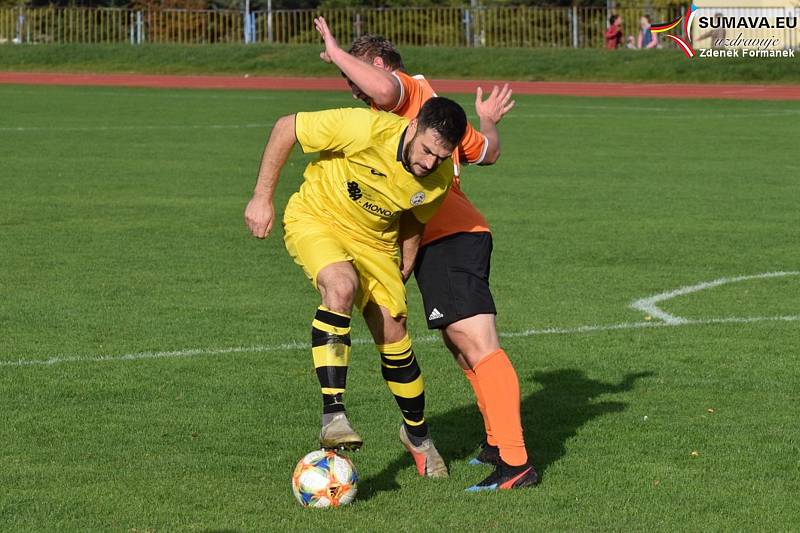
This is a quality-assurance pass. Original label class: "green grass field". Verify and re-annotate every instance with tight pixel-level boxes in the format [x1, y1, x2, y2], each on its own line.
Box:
[2, 43, 800, 84]
[1, 84, 798, 531]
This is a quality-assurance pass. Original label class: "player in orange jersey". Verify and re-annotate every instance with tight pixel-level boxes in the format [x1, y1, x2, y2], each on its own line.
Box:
[314, 17, 539, 491]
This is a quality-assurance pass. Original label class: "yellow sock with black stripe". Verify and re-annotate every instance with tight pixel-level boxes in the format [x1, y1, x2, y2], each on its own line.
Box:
[378, 335, 428, 440]
[311, 306, 351, 416]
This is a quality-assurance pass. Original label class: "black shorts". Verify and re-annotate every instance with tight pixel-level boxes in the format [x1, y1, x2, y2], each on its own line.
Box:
[414, 231, 496, 329]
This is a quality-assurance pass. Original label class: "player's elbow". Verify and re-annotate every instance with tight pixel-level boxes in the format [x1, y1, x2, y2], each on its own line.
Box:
[479, 143, 501, 165]
[374, 87, 400, 109]
[372, 79, 401, 110]
[481, 149, 501, 165]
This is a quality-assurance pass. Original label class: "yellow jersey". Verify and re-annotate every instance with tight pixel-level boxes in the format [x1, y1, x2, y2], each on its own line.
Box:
[290, 108, 452, 253]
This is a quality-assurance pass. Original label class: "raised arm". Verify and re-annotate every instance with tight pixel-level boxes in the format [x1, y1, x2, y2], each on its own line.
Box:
[474, 84, 515, 165]
[314, 16, 401, 110]
[244, 114, 297, 239]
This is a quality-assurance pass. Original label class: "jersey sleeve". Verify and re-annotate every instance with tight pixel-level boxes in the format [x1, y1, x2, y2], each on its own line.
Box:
[370, 71, 408, 113]
[387, 71, 425, 117]
[295, 108, 373, 155]
[457, 121, 489, 165]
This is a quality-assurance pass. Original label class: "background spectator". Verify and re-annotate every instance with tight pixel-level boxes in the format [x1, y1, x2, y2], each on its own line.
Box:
[637, 15, 658, 49]
[605, 14, 624, 49]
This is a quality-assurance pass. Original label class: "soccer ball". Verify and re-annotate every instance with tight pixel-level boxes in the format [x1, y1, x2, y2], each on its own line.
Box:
[291, 450, 358, 508]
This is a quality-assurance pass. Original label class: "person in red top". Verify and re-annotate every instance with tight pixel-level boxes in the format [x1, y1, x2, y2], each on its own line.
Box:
[314, 17, 538, 491]
[605, 14, 624, 49]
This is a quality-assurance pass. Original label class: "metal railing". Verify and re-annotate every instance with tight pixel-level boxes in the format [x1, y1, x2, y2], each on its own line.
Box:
[1, 5, 797, 49]
[255, 6, 685, 48]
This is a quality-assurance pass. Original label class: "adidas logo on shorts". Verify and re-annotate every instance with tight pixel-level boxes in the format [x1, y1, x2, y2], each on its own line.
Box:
[428, 308, 444, 321]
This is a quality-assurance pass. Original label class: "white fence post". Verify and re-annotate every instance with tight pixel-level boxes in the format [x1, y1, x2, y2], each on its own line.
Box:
[572, 6, 579, 48]
[354, 11, 361, 40]
[136, 11, 143, 44]
[16, 6, 23, 44]
[464, 7, 472, 47]
[267, 0, 273, 44]
[243, 0, 251, 43]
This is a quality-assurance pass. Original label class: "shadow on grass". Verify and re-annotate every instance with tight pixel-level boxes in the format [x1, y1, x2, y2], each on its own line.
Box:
[358, 368, 653, 500]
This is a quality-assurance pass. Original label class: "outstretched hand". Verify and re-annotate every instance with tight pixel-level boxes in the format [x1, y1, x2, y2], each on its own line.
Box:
[314, 16, 339, 64]
[475, 84, 515, 124]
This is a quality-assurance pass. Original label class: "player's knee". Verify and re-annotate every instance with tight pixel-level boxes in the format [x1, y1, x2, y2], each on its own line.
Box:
[364, 305, 407, 345]
[440, 333, 463, 359]
[443, 320, 471, 346]
[384, 315, 407, 342]
[319, 277, 357, 314]
[444, 317, 499, 360]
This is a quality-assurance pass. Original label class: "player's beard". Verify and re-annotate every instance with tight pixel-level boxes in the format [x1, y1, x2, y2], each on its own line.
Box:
[402, 132, 431, 178]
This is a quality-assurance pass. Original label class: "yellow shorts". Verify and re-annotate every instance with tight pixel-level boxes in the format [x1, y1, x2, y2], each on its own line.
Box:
[283, 198, 407, 318]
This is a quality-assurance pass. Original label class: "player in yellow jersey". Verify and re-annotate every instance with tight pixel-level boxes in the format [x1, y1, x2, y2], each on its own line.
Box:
[245, 99, 467, 478]
[314, 17, 539, 491]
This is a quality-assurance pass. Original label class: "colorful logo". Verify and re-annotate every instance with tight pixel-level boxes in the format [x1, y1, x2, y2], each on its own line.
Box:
[410, 191, 426, 206]
[651, 4, 697, 58]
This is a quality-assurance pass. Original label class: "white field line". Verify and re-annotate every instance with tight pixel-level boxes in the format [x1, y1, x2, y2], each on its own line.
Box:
[505, 315, 800, 337]
[551, 104, 672, 112]
[0, 87, 342, 101]
[3, 113, 790, 135]
[2, 314, 798, 368]
[3, 87, 798, 118]
[630, 271, 800, 324]
[5, 87, 797, 117]
[7, 114, 795, 133]
[2, 110, 797, 134]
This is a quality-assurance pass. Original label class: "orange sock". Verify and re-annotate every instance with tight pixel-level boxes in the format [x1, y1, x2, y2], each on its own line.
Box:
[472, 349, 528, 466]
[463, 368, 497, 447]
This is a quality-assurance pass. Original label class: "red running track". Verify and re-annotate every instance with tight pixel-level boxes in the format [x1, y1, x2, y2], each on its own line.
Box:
[1, 71, 799, 100]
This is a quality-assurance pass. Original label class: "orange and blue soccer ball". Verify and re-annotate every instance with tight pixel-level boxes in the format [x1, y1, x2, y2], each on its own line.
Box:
[292, 450, 358, 508]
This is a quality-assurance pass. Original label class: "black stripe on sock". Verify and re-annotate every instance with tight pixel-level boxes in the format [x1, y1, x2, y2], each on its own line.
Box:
[312, 327, 352, 347]
[380, 347, 412, 358]
[381, 364, 421, 385]
[394, 394, 425, 414]
[405, 421, 429, 438]
[323, 394, 346, 414]
[314, 309, 351, 329]
[316, 366, 348, 390]
[380, 353, 414, 368]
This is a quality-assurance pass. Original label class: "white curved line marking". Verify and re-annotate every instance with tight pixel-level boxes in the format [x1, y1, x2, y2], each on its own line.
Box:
[630, 271, 800, 324]
[3, 315, 799, 368]
[3, 272, 797, 368]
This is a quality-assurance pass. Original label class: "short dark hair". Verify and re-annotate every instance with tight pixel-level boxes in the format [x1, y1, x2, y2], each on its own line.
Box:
[416, 97, 467, 149]
[609, 14, 620, 25]
[348, 35, 405, 70]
